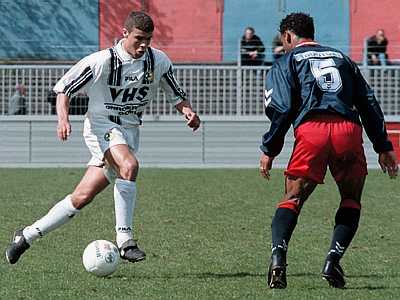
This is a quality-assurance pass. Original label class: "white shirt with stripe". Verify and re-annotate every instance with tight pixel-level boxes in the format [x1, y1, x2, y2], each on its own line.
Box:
[54, 39, 186, 126]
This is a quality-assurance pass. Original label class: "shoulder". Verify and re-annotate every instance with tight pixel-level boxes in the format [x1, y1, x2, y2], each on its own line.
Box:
[317, 45, 357, 68]
[149, 47, 173, 74]
[271, 51, 294, 73]
[149, 47, 171, 64]
[82, 49, 112, 66]
[267, 58, 290, 85]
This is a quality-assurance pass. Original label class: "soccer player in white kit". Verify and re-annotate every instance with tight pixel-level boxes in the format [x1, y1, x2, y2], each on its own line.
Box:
[6, 11, 201, 264]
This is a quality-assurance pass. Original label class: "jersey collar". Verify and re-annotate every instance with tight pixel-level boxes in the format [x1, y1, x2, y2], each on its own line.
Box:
[296, 41, 319, 48]
[115, 39, 147, 62]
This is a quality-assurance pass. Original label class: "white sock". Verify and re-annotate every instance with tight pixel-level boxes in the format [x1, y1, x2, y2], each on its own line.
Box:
[114, 178, 136, 248]
[23, 195, 80, 244]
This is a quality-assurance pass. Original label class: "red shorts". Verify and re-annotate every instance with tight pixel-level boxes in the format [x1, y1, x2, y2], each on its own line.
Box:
[285, 114, 368, 184]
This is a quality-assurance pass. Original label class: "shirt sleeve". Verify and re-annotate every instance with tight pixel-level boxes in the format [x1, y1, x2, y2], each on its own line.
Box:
[352, 62, 393, 153]
[159, 56, 187, 106]
[53, 54, 97, 97]
[260, 62, 296, 157]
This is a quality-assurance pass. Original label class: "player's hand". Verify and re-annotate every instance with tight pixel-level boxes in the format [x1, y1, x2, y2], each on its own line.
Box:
[57, 119, 71, 141]
[378, 151, 398, 179]
[260, 153, 274, 180]
[185, 111, 201, 131]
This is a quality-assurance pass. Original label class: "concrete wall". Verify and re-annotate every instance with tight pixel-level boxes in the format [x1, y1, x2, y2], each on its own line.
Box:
[350, 0, 400, 62]
[98, 0, 140, 49]
[145, 0, 223, 63]
[223, 0, 350, 62]
[2, 0, 400, 63]
[0, 118, 379, 169]
[0, 0, 99, 60]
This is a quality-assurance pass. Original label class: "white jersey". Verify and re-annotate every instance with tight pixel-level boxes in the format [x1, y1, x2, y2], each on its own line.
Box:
[54, 39, 186, 126]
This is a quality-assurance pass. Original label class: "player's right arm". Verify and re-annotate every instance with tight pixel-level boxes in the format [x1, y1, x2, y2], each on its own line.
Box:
[56, 93, 71, 141]
[53, 52, 103, 141]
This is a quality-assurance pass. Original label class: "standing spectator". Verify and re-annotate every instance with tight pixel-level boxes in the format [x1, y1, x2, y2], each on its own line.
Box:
[240, 27, 265, 66]
[48, 89, 88, 115]
[8, 84, 27, 115]
[272, 34, 285, 61]
[366, 29, 388, 65]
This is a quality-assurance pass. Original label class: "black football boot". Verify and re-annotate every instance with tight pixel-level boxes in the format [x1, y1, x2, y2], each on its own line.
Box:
[267, 251, 287, 289]
[322, 258, 346, 288]
[119, 239, 146, 263]
[5, 229, 30, 264]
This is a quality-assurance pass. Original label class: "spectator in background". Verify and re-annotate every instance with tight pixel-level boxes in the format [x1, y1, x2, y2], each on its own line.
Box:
[240, 27, 265, 66]
[272, 34, 285, 61]
[47, 89, 88, 115]
[367, 29, 388, 65]
[47, 89, 57, 114]
[8, 84, 26, 115]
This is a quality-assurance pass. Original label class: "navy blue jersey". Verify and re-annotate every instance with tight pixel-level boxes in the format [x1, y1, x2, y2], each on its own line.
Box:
[261, 43, 393, 157]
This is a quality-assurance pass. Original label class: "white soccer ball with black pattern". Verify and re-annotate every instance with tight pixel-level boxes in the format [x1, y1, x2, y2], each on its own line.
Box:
[82, 240, 120, 277]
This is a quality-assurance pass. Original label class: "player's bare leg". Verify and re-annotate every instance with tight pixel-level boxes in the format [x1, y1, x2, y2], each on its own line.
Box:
[268, 176, 318, 289]
[71, 166, 111, 208]
[104, 144, 145, 263]
[5, 166, 109, 264]
[322, 176, 366, 288]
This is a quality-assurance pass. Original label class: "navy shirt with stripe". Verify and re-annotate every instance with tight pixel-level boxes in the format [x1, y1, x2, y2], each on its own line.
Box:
[261, 43, 393, 157]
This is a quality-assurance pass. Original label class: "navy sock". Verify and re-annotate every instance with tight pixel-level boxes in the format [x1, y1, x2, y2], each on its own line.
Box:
[271, 208, 298, 255]
[327, 207, 360, 262]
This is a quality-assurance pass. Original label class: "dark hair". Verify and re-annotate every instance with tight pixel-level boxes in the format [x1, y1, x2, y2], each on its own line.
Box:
[279, 13, 314, 39]
[124, 11, 154, 33]
[245, 27, 255, 33]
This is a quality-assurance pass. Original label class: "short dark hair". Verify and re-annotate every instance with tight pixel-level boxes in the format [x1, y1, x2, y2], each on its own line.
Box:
[279, 13, 314, 39]
[245, 27, 255, 33]
[124, 11, 154, 33]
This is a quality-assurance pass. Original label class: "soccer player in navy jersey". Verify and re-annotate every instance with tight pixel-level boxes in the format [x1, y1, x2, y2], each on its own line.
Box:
[259, 13, 398, 289]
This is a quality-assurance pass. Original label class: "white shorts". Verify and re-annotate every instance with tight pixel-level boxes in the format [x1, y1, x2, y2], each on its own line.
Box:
[83, 117, 140, 167]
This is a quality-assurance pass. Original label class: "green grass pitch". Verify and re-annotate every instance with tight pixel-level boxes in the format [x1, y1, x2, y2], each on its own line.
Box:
[1, 168, 399, 299]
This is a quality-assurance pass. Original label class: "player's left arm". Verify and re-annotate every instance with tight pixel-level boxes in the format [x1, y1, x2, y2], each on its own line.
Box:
[175, 100, 200, 131]
[160, 59, 200, 131]
[260, 63, 295, 179]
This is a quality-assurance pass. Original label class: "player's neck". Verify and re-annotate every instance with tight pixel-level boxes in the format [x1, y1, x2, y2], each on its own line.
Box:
[295, 38, 317, 48]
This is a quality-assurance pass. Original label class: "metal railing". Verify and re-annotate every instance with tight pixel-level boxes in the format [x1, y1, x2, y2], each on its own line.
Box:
[1, 64, 400, 118]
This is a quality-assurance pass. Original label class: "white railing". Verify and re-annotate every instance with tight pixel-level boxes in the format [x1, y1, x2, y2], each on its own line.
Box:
[1, 64, 400, 118]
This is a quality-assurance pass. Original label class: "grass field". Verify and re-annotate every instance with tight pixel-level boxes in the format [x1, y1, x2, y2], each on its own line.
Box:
[1, 168, 399, 299]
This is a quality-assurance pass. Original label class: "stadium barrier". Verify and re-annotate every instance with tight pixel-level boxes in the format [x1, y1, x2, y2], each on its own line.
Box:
[0, 64, 399, 167]
[1, 65, 400, 118]
[0, 116, 379, 168]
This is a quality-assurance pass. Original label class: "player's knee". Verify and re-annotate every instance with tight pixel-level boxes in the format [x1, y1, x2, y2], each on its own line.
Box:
[277, 197, 302, 214]
[71, 190, 95, 209]
[335, 200, 361, 229]
[118, 159, 139, 181]
[336, 178, 365, 202]
[340, 198, 361, 210]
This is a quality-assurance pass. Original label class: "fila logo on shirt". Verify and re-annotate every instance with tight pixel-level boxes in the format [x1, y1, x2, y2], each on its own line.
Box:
[125, 75, 140, 82]
[109, 86, 149, 103]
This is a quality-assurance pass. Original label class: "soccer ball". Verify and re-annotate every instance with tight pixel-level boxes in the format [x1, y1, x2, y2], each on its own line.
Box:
[82, 240, 120, 277]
